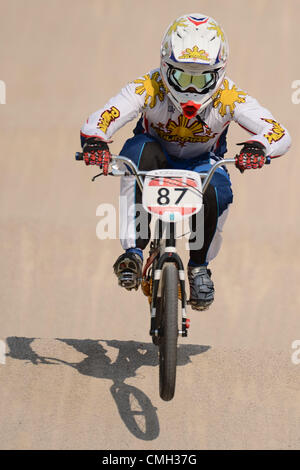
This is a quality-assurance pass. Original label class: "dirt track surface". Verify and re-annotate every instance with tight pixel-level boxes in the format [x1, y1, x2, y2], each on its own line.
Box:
[0, 0, 300, 449]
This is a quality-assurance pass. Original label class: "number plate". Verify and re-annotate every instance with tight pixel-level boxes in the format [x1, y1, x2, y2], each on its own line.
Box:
[142, 169, 203, 222]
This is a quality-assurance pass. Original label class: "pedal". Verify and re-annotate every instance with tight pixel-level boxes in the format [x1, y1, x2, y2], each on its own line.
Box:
[187, 299, 210, 311]
[113, 252, 143, 291]
[118, 271, 139, 291]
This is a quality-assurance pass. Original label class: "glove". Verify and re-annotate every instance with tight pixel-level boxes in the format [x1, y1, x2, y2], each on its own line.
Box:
[83, 137, 111, 176]
[235, 141, 266, 173]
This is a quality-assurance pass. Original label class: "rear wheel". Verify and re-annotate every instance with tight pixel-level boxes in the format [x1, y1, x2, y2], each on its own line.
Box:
[158, 263, 178, 401]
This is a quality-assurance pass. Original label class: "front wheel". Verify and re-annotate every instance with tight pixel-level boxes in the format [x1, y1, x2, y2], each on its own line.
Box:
[159, 263, 178, 401]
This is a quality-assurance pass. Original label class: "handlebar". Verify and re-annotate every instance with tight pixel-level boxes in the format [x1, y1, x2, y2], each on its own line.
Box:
[75, 151, 271, 194]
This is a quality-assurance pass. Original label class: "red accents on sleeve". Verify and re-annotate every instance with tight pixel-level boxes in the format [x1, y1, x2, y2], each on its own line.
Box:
[238, 123, 255, 135]
[80, 131, 112, 143]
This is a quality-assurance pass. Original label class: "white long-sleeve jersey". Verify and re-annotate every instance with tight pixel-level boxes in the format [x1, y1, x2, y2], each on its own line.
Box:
[81, 68, 291, 159]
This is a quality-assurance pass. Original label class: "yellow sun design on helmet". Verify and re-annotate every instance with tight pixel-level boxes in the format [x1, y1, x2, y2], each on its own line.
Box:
[167, 18, 188, 36]
[207, 21, 225, 42]
[213, 79, 247, 117]
[134, 72, 164, 109]
[179, 46, 210, 61]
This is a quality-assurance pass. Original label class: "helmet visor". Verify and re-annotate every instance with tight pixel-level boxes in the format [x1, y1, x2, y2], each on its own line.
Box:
[169, 68, 216, 93]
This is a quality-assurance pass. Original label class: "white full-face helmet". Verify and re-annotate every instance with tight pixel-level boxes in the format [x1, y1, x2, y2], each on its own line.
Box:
[160, 13, 229, 119]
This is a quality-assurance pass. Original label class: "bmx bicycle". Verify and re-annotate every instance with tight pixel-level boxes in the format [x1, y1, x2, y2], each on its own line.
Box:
[75, 150, 268, 401]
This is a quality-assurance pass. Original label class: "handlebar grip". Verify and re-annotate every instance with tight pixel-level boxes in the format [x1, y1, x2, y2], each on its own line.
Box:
[75, 152, 83, 161]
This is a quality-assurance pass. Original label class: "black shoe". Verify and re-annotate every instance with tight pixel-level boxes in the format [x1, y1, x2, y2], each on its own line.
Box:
[113, 252, 143, 291]
[188, 265, 214, 311]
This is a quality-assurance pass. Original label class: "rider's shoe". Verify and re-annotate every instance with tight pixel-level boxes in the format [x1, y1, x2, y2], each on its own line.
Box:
[113, 249, 143, 291]
[188, 265, 215, 311]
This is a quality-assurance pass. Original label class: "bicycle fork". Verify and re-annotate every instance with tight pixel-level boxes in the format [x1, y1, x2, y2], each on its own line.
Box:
[149, 222, 190, 339]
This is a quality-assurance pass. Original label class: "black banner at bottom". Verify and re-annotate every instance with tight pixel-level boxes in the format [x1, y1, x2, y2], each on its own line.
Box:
[0, 449, 296, 465]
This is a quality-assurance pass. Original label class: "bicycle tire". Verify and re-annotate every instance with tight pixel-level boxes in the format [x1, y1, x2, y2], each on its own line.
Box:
[151, 252, 161, 347]
[159, 263, 178, 401]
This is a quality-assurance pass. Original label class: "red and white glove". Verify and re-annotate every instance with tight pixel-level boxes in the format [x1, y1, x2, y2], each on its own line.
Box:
[83, 137, 111, 176]
[235, 141, 266, 173]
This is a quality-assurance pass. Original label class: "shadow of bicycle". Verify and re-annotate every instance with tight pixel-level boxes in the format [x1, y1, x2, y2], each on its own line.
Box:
[6, 337, 210, 441]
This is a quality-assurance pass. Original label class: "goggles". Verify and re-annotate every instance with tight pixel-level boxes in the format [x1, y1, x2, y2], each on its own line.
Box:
[168, 67, 216, 93]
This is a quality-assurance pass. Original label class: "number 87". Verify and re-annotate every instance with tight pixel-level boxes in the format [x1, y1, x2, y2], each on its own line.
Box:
[156, 188, 188, 205]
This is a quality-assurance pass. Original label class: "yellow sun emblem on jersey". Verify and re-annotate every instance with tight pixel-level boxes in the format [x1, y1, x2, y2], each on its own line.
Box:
[179, 46, 210, 61]
[207, 21, 225, 42]
[134, 72, 164, 109]
[151, 115, 217, 147]
[167, 18, 188, 36]
[213, 79, 247, 117]
[262, 118, 285, 144]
